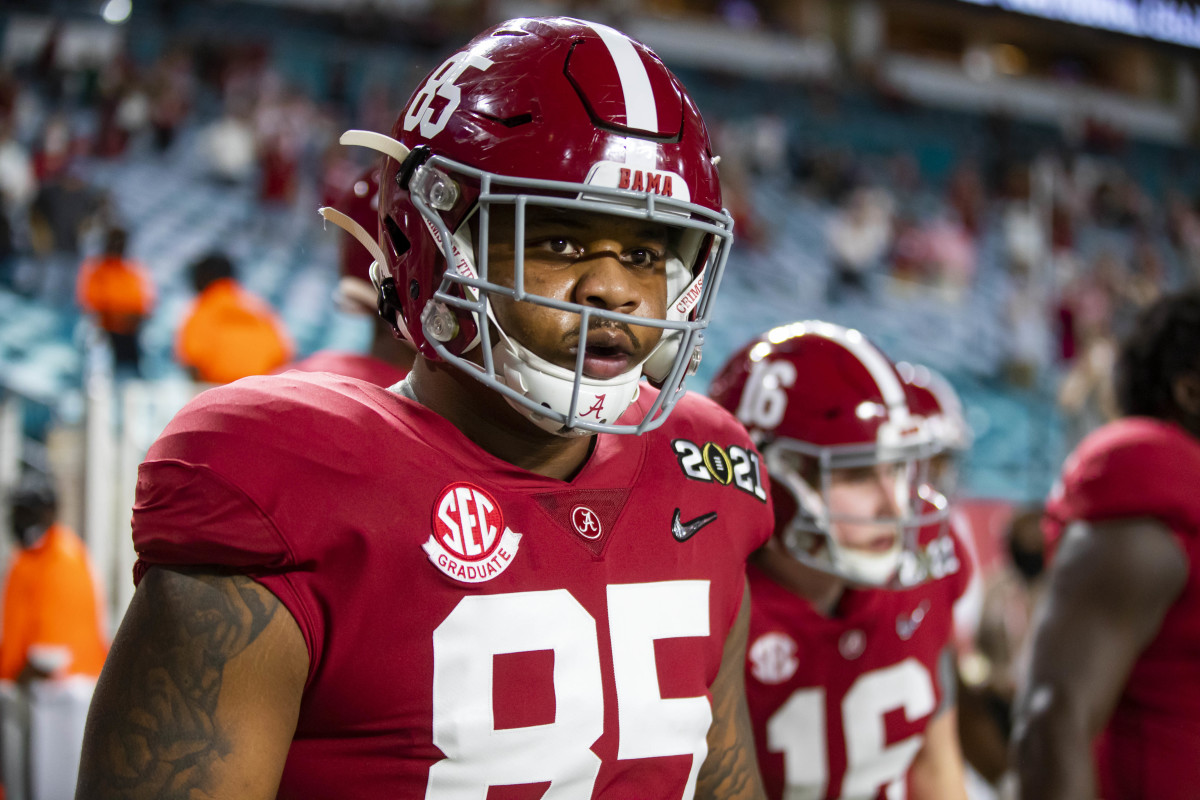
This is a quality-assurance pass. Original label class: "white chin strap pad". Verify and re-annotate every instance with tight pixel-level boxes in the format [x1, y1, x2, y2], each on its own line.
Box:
[492, 332, 642, 437]
[835, 542, 902, 587]
[642, 255, 699, 385]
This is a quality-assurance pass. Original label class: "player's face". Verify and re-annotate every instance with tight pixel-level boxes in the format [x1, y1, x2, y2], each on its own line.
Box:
[825, 462, 905, 554]
[485, 206, 671, 379]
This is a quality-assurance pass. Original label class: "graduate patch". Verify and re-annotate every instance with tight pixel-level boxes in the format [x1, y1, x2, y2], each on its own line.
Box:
[424, 482, 522, 583]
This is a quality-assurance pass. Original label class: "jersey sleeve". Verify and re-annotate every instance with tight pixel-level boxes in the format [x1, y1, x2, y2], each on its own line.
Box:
[131, 374, 380, 677]
[669, 390, 775, 554]
[1045, 418, 1200, 556]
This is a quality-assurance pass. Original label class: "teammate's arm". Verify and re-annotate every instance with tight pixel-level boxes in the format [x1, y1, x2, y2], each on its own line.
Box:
[695, 580, 767, 800]
[76, 566, 309, 800]
[908, 707, 967, 800]
[1011, 518, 1186, 800]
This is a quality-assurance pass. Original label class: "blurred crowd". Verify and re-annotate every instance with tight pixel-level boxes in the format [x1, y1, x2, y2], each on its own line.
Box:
[1, 9, 1198, 423]
[714, 87, 1200, 457]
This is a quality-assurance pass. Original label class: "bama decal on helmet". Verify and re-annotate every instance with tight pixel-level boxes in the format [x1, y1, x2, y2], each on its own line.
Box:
[585, 162, 691, 202]
[671, 439, 768, 502]
[403, 52, 494, 139]
[423, 482, 523, 583]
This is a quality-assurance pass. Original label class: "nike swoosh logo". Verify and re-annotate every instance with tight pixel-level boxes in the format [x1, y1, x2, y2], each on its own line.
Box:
[672, 509, 718, 542]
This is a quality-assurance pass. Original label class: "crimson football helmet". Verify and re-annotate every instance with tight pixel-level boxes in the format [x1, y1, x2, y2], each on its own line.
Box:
[321, 17, 733, 436]
[898, 361, 971, 499]
[329, 166, 381, 314]
[709, 321, 945, 586]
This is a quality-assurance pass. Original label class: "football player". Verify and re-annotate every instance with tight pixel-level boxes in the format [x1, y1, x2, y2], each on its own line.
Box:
[1013, 287, 1200, 800]
[710, 321, 971, 800]
[285, 166, 416, 385]
[76, 18, 774, 799]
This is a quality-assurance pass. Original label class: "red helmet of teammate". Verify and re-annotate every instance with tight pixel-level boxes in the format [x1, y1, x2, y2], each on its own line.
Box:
[898, 361, 971, 500]
[332, 16, 733, 437]
[710, 321, 944, 586]
[333, 166, 381, 315]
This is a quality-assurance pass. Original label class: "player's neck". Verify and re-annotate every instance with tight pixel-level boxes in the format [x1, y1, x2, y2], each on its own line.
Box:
[405, 358, 595, 481]
[369, 322, 416, 371]
[754, 540, 847, 616]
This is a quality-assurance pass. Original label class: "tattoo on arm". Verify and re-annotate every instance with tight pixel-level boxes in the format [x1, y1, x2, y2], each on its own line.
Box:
[696, 582, 765, 800]
[695, 668, 763, 800]
[78, 568, 281, 800]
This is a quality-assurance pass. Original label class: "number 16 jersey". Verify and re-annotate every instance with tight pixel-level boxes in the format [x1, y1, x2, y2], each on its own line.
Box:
[745, 524, 971, 800]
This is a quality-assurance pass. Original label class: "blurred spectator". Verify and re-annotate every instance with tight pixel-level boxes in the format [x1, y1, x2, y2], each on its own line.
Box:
[147, 50, 194, 153]
[0, 121, 36, 218]
[176, 251, 294, 384]
[1057, 314, 1118, 453]
[94, 55, 150, 159]
[200, 104, 257, 185]
[1126, 238, 1166, 312]
[945, 160, 986, 236]
[0, 471, 108, 800]
[1002, 264, 1051, 388]
[958, 506, 1048, 788]
[923, 212, 977, 300]
[0, 473, 109, 683]
[25, 171, 107, 302]
[825, 184, 893, 302]
[76, 226, 156, 377]
[30, 114, 73, 183]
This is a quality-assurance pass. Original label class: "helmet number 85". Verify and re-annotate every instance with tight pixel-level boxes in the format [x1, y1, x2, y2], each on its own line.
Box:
[403, 52, 494, 139]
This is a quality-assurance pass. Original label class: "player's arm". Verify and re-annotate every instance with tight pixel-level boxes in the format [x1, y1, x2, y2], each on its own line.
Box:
[76, 565, 309, 800]
[1010, 518, 1186, 800]
[908, 708, 968, 800]
[695, 580, 767, 800]
[908, 645, 968, 800]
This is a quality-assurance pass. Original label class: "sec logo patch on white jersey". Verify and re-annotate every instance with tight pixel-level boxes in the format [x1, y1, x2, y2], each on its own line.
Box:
[424, 482, 523, 583]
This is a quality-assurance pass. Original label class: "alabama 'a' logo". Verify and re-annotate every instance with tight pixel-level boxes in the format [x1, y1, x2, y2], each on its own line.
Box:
[424, 482, 523, 583]
[581, 394, 607, 420]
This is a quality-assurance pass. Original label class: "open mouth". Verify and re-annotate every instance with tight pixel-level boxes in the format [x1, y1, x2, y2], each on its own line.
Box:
[862, 533, 898, 553]
[574, 328, 635, 379]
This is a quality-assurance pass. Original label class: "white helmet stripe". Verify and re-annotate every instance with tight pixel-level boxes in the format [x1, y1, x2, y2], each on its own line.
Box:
[590, 22, 659, 172]
[590, 22, 658, 132]
[805, 321, 907, 409]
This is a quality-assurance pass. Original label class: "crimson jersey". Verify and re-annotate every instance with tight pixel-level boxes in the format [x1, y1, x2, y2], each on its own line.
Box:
[1044, 417, 1200, 800]
[745, 521, 971, 800]
[131, 372, 772, 799]
[284, 350, 409, 387]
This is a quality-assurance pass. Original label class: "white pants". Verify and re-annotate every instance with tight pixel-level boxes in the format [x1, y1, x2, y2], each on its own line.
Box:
[0, 677, 97, 800]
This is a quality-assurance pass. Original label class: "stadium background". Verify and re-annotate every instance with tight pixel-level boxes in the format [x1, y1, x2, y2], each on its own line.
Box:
[0, 0, 1198, 640]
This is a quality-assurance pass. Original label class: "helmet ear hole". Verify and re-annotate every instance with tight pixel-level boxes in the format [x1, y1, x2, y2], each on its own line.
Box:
[385, 215, 411, 259]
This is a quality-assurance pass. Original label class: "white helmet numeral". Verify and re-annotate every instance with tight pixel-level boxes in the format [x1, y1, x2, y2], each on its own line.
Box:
[737, 359, 797, 430]
[403, 52, 494, 139]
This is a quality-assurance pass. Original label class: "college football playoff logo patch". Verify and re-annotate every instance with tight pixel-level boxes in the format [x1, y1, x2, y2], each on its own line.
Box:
[671, 439, 768, 502]
[424, 482, 522, 583]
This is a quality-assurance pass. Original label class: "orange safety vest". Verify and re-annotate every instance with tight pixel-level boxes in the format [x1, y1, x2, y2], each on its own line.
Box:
[175, 278, 295, 384]
[76, 256, 156, 334]
[0, 524, 108, 681]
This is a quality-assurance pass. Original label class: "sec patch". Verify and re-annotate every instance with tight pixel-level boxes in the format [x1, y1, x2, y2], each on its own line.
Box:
[424, 482, 522, 583]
